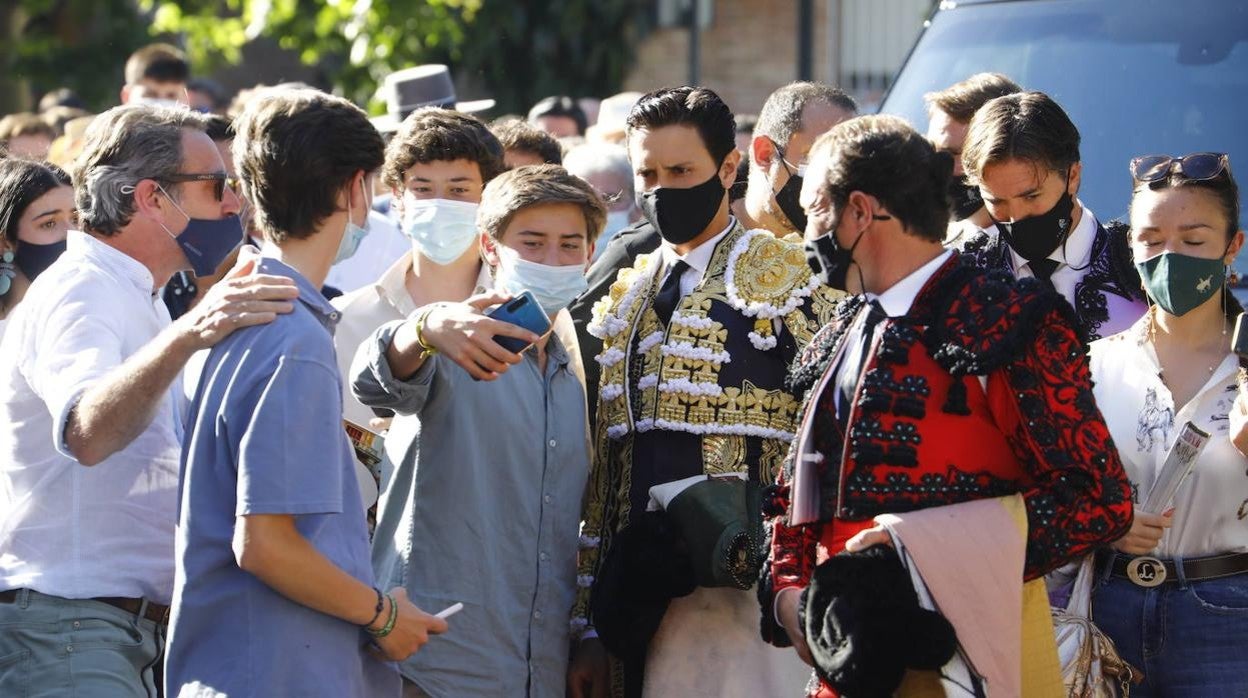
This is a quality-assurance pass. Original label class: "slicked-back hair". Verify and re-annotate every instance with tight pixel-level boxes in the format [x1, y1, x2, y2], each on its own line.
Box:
[527, 96, 588, 135]
[478, 164, 607, 242]
[382, 107, 506, 191]
[962, 91, 1081, 186]
[72, 104, 209, 237]
[924, 73, 1022, 124]
[233, 88, 385, 243]
[626, 86, 737, 166]
[124, 43, 189, 86]
[754, 82, 858, 151]
[491, 118, 563, 166]
[811, 115, 953, 243]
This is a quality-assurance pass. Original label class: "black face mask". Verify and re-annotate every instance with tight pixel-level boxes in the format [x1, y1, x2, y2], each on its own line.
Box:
[774, 158, 807, 232]
[948, 177, 983, 221]
[15, 239, 68, 281]
[804, 216, 868, 291]
[994, 190, 1075, 264]
[637, 169, 726, 245]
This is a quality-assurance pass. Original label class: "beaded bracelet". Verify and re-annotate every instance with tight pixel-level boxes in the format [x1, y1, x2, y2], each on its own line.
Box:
[363, 587, 385, 629]
[367, 592, 399, 638]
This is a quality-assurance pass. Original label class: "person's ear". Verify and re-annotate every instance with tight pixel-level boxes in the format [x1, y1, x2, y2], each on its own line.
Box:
[585, 237, 597, 270]
[120, 85, 131, 105]
[1067, 161, 1083, 197]
[750, 135, 776, 170]
[719, 149, 742, 190]
[1225, 229, 1245, 264]
[480, 232, 500, 267]
[132, 179, 170, 221]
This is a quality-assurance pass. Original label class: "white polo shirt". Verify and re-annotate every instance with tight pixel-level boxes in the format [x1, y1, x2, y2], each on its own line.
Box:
[0, 231, 183, 604]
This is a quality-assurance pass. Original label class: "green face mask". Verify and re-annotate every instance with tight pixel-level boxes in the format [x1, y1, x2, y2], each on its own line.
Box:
[1135, 251, 1226, 317]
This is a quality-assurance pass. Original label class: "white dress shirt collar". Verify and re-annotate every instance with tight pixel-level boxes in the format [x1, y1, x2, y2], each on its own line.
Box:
[660, 217, 737, 275]
[69, 230, 156, 294]
[869, 249, 953, 318]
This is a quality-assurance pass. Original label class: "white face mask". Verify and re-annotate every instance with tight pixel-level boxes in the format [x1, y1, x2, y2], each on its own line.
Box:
[593, 210, 632, 261]
[400, 197, 480, 265]
[493, 244, 588, 317]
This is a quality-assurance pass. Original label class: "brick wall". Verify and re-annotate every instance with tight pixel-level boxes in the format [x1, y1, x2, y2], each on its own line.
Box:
[622, 0, 832, 117]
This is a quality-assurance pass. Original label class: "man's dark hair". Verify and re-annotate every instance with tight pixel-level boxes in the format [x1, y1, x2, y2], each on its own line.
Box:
[188, 77, 231, 111]
[233, 89, 384, 243]
[0, 158, 71, 246]
[124, 43, 190, 86]
[754, 82, 858, 150]
[924, 73, 1022, 124]
[41, 106, 91, 137]
[811, 114, 952, 243]
[39, 87, 86, 113]
[382, 107, 505, 191]
[962, 91, 1081, 186]
[626, 86, 737, 166]
[491, 118, 563, 165]
[527, 96, 588, 135]
[204, 114, 234, 144]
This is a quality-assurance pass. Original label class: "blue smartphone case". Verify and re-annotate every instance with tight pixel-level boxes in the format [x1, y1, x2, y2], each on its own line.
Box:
[486, 290, 552, 354]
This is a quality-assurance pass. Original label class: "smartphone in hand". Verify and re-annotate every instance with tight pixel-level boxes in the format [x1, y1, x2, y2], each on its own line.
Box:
[485, 290, 551, 354]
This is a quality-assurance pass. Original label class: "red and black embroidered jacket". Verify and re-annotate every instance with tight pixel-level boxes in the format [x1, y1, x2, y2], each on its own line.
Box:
[759, 253, 1133, 646]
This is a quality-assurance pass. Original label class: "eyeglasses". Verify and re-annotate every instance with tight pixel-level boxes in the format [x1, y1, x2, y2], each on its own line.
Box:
[1129, 152, 1230, 183]
[161, 172, 231, 201]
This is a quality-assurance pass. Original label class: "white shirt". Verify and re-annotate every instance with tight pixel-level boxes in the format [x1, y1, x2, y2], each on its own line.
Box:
[1002, 203, 1097, 307]
[659, 217, 736, 296]
[324, 210, 411, 295]
[1089, 317, 1248, 559]
[0, 231, 183, 603]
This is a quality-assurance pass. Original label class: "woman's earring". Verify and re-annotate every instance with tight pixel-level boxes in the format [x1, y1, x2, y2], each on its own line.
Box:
[0, 250, 15, 297]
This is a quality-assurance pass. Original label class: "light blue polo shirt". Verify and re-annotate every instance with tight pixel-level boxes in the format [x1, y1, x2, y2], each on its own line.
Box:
[165, 257, 399, 697]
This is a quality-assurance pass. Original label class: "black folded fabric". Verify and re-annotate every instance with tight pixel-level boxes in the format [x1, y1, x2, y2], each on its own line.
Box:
[802, 545, 958, 697]
[591, 511, 697, 661]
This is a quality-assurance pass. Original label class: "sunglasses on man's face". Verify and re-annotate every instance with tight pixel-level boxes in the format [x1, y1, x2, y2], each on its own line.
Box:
[1129, 152, 1230, 183]
[162, 172, 232, 201]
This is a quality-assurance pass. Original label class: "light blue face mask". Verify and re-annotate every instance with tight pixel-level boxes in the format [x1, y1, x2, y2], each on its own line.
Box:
[334, 179, 370, 265]
[493, 244, 588, 316]
[401, 197, 480, 265]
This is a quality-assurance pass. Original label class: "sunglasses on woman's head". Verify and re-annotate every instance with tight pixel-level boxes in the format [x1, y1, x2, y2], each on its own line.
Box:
[1129, 152, 1229, 183]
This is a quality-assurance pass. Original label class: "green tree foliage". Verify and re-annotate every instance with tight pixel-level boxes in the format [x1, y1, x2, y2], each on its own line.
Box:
[0, 0, 151, 114]
[146, 0, 643, 115]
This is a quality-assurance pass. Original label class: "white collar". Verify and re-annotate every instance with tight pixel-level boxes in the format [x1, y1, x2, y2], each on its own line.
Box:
[68, 230, 156, 293]
[1006, 202, 1098, 271]
[869, 249, 953, 318]
[376, 251, 493, 316]
[660, 217, 736, 274]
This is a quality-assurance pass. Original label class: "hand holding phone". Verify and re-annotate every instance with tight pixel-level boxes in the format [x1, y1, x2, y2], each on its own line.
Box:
[485, 290, 552, 354]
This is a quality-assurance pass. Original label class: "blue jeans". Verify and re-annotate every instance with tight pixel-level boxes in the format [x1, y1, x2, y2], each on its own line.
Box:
[0, 589, 163, 697]
[1091, 563, 1248, 697]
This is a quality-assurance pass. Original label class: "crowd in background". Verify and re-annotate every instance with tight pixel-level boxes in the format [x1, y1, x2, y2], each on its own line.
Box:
[1, 38, 1246, 698]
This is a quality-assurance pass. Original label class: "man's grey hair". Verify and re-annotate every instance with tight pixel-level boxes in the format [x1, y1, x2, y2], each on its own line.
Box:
[753, 82, 858, 158]
[71, 104, 210, 236]
[562, 143, 634, 205]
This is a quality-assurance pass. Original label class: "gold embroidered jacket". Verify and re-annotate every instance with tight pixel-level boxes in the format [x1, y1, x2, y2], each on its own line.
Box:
[573, 222, 842, 640]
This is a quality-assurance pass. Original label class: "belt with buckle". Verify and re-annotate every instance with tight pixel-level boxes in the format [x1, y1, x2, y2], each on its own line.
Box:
[1110, 551, 1248, 588]
[0, 588, 171, 625]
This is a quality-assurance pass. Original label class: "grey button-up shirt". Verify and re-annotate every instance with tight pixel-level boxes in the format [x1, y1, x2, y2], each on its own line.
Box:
[351, 320, 589, 698]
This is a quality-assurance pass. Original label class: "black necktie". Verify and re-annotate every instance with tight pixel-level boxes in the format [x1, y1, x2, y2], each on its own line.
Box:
[653, 260, 690, 327]
[836, 300, 886, 429]
[1029, 258, 1061, 290]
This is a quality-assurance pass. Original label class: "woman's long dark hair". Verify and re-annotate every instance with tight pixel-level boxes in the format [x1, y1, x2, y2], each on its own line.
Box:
[0, 157, 72, 246]
[1130, 159, 1243, 322]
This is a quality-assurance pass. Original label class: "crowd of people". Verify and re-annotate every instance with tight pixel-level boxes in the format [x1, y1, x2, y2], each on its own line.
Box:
[0, 40, 1245, 698]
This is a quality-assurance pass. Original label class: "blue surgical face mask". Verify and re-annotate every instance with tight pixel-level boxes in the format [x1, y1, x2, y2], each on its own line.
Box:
[156, 185, 243, 277]
[493, 244, 588, 316]
[593, 210, 632, 260]
[401, 197, 480, 265]
[334, 179, 371, 265]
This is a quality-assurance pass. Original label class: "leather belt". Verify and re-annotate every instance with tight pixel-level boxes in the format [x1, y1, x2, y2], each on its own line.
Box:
[1110, 551, 1248, 588]
[0, 588, 170, 625]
